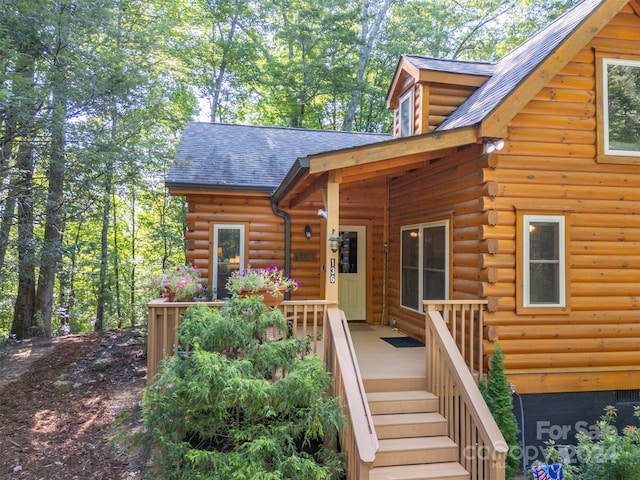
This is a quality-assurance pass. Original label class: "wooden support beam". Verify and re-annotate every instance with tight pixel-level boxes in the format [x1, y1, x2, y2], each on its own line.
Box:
[289, 172, 327, 210]
[324, 175, 340, 303]
[309, 127, 478, 174]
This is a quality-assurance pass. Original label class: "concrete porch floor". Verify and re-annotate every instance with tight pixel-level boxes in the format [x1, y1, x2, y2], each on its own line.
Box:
[348, 325, 426, 381]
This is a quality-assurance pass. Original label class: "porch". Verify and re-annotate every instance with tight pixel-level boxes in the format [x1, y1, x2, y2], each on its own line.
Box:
[146, 299, 506, 480]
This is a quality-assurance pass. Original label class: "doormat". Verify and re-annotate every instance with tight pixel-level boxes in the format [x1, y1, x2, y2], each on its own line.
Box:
[381, 337, 425, 348]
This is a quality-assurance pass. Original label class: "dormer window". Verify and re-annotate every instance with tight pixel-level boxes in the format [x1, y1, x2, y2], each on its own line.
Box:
[597, 54, 640, 163]
[399, 90, 413, 137]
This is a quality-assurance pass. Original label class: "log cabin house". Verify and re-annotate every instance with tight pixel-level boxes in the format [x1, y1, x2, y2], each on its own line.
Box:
[161, 0, 640, 476]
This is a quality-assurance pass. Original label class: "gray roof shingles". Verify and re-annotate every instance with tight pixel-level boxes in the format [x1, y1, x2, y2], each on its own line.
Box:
[438, 0, 605, 131]
[404, 55, 495, 77]
[167, 122, 390, 190]
[170, 0, 605, 191]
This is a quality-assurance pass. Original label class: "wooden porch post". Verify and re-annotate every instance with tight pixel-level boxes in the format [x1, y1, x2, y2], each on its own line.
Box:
[324, 172, 340, 303]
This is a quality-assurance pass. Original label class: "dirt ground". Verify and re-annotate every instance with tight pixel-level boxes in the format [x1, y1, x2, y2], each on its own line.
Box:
[0, 327, 151, 479]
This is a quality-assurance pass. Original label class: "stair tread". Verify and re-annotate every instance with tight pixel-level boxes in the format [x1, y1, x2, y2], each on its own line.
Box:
[368, 390, 437, 402]
[370, 462, 469, 480]
[378, 436, 457, 451]
[373, 412, 445, 427]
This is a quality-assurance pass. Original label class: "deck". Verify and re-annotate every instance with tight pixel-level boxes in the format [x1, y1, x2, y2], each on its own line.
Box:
[348, 325, 425, 381]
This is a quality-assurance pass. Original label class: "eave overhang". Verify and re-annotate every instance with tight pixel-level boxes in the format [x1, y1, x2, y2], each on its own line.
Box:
[167, 182, 274, 197]
[272, 125, 480, 206]
[475, 0, 629, 138]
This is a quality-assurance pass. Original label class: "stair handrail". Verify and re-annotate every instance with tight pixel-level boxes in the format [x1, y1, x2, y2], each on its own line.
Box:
[324, 308, 378, 480]
[425, 308, 508, 480]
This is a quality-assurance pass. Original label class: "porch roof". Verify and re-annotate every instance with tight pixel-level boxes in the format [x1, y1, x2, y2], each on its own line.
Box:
[274, 0, 627, 204]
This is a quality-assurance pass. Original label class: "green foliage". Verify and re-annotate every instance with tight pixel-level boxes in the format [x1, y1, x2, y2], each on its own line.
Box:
[479, 343, 520, 480]
[142, 297, 344, 479]
[575, 405, 640, 480]
[532, 441, 579, 480]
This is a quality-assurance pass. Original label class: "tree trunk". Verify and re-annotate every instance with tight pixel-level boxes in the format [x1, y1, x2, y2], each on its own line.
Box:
[36, 90, 67, 337]
[11, 141, 37, 339]
[342, 0, 392, 132]
[112, 189, 123, 328]
[0, 123, 15, 272]
[96, 167, 112, 332]
[129, 187, 137, 327]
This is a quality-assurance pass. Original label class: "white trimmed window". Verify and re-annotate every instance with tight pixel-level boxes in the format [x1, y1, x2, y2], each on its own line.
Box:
[600, 57, 640, 160]
[401, 220, 449, 312]
[213, 224, 245, 299]
[522, 215, 565, 308]
[399, 90, 413, 137]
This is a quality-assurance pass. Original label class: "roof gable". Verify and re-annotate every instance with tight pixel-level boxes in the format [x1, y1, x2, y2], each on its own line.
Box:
[386, 55, 494, 109]
[167, 123, 390, 191]
[438, 0, 631, 137]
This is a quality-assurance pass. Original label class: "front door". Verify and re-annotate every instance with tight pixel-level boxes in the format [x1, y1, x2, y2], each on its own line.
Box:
[338, 225, 366, 321]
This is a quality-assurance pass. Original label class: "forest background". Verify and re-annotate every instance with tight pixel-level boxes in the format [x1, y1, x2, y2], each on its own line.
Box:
[0, 0, 580, 339]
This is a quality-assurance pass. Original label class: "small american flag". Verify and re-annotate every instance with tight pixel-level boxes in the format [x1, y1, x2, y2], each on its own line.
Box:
[531, 464, 563, 480]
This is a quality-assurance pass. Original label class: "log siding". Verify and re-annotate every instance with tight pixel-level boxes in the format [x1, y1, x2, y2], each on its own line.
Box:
[481, 8, 640, 394]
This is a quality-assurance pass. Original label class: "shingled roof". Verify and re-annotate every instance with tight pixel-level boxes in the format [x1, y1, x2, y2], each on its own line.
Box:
[403, 55, 495, 77]
[438, 0, 607, 131]
[167, 122, 390, 191]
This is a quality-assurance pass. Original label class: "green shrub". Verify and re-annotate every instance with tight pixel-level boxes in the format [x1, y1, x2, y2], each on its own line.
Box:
[142, 297, 344, 479]
[532, 441, 579, 480]
[479, 343, 520, 480]
[575, 405, 640, 479]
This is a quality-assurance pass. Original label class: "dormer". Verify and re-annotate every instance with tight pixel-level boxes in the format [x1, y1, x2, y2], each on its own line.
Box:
[386, 55, 494, 138]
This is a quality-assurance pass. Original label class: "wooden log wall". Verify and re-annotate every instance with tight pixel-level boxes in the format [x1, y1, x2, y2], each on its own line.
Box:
[428, 83, 477, 132]
[181, 179, 387, 323]
[481, 5, 640, 394]
[387, 144, 489, 341]
[387, 6, 640, 394]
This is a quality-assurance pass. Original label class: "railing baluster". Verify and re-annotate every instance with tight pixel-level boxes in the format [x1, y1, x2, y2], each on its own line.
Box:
[147, 299, 331, 385]
[423, 306, 506, 480]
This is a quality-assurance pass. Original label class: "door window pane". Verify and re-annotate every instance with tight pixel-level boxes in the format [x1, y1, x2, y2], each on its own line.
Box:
[401, 228, 419, 309]
[339, 231, 358, 273]
[401, 221, 448, 312]
[423, 225, 446, 300]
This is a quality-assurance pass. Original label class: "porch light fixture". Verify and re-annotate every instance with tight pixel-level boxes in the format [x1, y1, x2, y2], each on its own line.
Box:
[317, 209, 328, 220]
[304, 224, 312, 239]
[328, 229, 340, 253]
[485, 138, 505, 154]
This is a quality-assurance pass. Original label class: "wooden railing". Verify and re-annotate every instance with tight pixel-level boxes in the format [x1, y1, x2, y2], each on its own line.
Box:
[424, 300, 488, 379]
[324, 308, 378, 480]
[146, 298, 333, 383]
[424, 308, 507, 480]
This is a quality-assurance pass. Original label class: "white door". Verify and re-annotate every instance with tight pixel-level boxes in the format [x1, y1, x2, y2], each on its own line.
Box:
[338, 225, 366, 321]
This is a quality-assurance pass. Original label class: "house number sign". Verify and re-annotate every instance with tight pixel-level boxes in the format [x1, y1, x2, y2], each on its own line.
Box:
[330, 258, 336, 284]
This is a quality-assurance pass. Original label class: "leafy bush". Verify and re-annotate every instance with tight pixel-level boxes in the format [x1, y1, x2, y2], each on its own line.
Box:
[142, 297, 344, 479]
[575, 405, 640, 479]
[532, 440, 579, 480]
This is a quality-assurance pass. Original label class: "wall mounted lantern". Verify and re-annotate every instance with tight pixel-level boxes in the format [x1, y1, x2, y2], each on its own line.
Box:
[328, 229, 340, 253]
[304, 224, 312, 239]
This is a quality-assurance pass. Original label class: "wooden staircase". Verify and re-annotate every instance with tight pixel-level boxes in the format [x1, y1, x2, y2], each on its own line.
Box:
[365, 377, 470, 480]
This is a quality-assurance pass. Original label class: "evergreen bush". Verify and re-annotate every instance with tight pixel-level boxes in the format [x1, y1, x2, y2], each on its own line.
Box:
[142, 297, 345, 479]
[479, 343, 521, 480]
